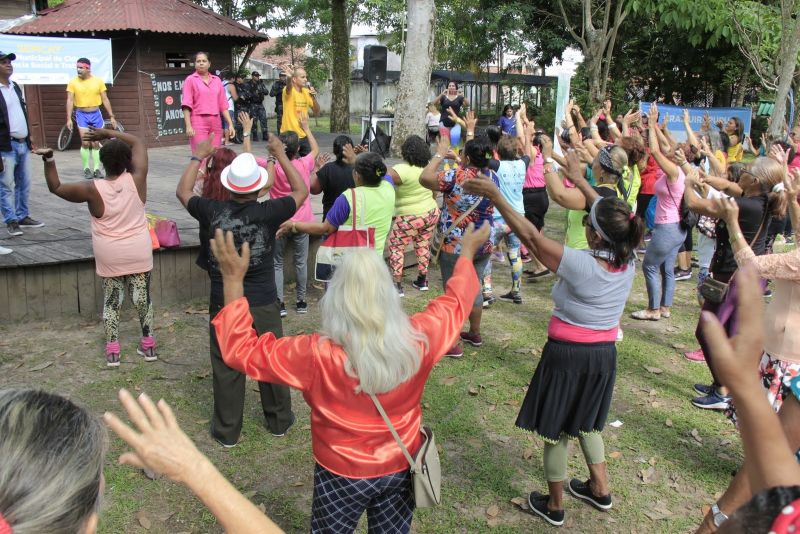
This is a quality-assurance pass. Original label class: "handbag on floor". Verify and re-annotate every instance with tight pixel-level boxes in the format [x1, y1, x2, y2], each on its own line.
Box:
[314, 188, 375, 281]
[369, 393, 441, 508]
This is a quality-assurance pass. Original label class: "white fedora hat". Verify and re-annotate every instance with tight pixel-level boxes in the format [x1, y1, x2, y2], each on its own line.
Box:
[220, 153, 269, 194]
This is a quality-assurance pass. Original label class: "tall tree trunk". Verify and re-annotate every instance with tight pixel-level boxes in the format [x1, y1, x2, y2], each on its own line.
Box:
[768, 9, 800, 138]
[390, 0, 436, 157]
[330, 0, 351, 133]
[734, 69, 749, 107]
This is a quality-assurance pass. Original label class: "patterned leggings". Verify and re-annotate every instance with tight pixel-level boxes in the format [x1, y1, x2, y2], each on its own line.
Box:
[102, 272, 154, 343]
[387, 208, 438, 280]
[483, 223, 522, 294]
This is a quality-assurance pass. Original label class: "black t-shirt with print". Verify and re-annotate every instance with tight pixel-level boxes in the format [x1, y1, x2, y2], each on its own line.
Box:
[317, 161, 355, 220]
[713, 195, 770, 275]
[188, 195, 296, 306]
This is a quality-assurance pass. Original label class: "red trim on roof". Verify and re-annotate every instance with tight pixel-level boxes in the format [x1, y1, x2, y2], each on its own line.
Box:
[6, 0, 267, 42]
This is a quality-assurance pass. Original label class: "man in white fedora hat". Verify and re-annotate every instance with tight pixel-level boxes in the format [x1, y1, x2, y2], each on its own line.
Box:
[176, 132, 308, 446]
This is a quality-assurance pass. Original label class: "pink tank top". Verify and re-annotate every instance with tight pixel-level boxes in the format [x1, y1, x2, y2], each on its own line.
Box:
[523, 152, 545, 188]
[90, 172, 153, 277]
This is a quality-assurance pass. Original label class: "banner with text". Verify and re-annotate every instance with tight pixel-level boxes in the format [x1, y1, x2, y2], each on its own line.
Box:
[150, 74, 186, 138]
[0, 34, 112, 84]
[638, 103, 751, 142]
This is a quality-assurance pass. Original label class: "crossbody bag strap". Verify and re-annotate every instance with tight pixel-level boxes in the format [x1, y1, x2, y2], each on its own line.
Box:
[369, 393, 416, 467]
[350, 188, 358, 231]
[442, 196, 482, 238]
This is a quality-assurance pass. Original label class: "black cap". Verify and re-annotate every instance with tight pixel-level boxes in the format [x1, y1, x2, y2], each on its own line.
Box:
[0, 52, 17, 61]
[252, 71, 260, 77]
[279, 72, 286, 77]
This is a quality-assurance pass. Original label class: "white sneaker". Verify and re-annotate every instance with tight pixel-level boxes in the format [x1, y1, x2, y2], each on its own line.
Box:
[0, 245, 11, 255]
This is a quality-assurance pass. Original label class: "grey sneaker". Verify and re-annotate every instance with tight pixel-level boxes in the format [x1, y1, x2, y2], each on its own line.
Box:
[18, 216, 44, 228]
[106, 352, 120, 367]
[83, 168, 92, 179]
[7, 221, 22, 236]
[137, 344, 158, 362]
[93, 169, 103, 179]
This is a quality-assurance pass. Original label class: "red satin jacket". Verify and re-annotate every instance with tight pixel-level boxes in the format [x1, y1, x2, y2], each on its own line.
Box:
[212, 257, 479, 478]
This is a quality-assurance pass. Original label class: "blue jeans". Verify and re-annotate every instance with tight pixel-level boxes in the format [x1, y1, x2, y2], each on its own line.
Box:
[0, 139, 31, 224]
[642, 222, 685, 309]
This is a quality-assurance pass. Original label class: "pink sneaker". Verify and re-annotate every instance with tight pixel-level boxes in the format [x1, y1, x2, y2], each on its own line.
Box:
[684, 349, 705, 362]
[445, 344, 464, 358]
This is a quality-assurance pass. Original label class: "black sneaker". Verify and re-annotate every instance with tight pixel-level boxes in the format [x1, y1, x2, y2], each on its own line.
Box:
[279, 301, 287, 318]
[412, 275, 429, 291]
[482, 295, 496, 308]
[296, 300, 308, 314]
[7, 221, 22, 236]
[528, 492, 564, 527]
[93, 169, 103, 179]
[499, 291, 522, 304]
[18, 216, 44, 228]
[395, 282, 405, 297]
[271, 413, 296, 437]
[567, 478, 613, 511]
[83, 168, 92, 179]
[674, 268, 692, 281]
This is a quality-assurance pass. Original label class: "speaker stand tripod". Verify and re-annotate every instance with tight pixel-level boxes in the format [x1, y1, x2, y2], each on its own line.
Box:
[366, 81, 387, 155]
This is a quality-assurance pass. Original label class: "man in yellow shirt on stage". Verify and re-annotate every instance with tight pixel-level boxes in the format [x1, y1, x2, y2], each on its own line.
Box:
[66, 58, 117, 179]
[280, 64, 320, 157]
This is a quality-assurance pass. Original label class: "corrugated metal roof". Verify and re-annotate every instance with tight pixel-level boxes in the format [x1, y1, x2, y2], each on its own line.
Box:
[6, 0, 267, 43]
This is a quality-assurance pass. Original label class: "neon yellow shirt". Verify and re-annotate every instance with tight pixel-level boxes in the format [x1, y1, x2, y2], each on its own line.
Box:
[280, 87, 314, 138]
[393, 163, 437, 216]
[66, 75, 107, 108]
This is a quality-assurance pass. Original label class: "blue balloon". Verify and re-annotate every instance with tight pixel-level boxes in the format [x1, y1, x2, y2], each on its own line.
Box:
[450, 124, 462, 147]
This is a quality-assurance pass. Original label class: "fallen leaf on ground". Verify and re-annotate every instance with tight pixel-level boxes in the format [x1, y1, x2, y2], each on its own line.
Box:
[643, 365, 663, 374]
[487, 517, 500, 527]
[510, 496, 528, 510]
[665, 419, 673, 427]
[468, 386, 480, 396]
[523, 448, 535, 460]
[486, 504, 500, 518]
[671, 343, 686, 350]
[504, 399, 520, 407]
[638, 466, 655, 484]
[137, 511, 152, 530]
[28, 361, 53, 372]
[498, 333, 513, 342]
[609, 451, 622, 459]
[439, 376, 457, 386]
[690, 429, 702, 443]
[292, 481, 304, 487]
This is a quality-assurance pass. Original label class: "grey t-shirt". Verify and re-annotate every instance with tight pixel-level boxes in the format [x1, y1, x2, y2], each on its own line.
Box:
[551, 247, 635, 330]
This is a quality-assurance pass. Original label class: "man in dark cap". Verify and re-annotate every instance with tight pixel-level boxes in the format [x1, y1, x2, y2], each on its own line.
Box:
[247, 71, 269, 141]
[0, 51, 44, 240]
[269, 72, 287, 133]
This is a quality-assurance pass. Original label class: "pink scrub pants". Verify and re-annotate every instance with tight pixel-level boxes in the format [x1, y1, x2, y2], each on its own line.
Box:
[189, 114, 222, 153]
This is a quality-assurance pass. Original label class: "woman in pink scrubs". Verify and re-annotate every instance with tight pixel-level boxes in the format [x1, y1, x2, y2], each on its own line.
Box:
[181, 51, 234, 153]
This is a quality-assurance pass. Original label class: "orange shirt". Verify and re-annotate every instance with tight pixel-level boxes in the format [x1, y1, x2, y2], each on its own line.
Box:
[212, 257, 479, 478]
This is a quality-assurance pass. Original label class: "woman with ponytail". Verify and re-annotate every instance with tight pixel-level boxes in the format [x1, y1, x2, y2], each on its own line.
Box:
[464, 156, 643, 526]
[631, 103, 687, 321]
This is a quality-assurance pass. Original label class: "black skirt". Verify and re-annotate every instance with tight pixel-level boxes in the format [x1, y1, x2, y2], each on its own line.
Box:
[515, 338, 616, 443]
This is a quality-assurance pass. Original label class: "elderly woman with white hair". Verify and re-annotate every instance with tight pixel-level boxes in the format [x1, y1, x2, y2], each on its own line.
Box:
[209, 219, 489, 533]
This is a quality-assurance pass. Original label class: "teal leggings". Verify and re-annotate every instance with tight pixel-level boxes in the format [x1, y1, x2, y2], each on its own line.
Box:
[543, 432, 606, 482]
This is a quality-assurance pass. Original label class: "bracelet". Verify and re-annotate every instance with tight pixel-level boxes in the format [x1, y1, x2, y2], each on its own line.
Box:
[729, 232, 743, 243]
[44, 156, 54, 163]
[242, 133, 250, 137]
[608, 123, 618, 129]
[433, 154, 444, 159]
[590, 125, 599, 131]
[190, 156, 201, 162]
[467, 131, 474, 136]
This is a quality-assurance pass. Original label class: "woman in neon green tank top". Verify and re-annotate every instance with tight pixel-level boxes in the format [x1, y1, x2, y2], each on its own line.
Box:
[280, 152, 395, 255]
[386, 135, 439, 295]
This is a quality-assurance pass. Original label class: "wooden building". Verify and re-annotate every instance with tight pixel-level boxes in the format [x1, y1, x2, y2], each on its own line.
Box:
[6, 0, 266, 149]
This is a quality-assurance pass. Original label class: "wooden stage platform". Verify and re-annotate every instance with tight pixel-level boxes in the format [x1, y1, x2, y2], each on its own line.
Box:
[0, 139, 339, 321]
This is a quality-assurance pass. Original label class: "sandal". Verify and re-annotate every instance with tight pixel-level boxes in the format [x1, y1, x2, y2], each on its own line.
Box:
[631, 309, 661, 321]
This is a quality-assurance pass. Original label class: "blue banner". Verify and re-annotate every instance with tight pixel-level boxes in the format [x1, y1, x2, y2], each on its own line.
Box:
[0, 34, 112, 85]
[639, 103, 751, 142]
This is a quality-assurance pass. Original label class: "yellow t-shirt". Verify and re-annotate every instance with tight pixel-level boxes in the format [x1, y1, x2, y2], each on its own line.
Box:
[280, 87, 314, 138]
[66, 75, 107, 108]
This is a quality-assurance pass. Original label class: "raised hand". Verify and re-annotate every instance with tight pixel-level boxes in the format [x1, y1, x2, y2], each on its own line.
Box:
[682, 109, 690, 124]
[564, 149, 585, 182]
[603, 99, 612, 116]
[623, 109, 640, 125]
[342, 143, 358, 165]
[464, 109, 477, 132]
[769, 143, 789, 166]
[715, 196, 740, 226]
[33, 147, 54, 161]
[785, 168, 800, 198]
[539, 134, 553, 159]
[459, 221, 491, 258]
[299, 112, 310, 131]
[83, 126, 111, 142]
[647, 102, 659, 124]
[238, 111, 253, 133]
[209, 229, 250, 282]
[314, 152, 331, 171]
[103, 389, 205, 485]
[194, 134, 216, 160]
[435, 135, 450, 158]
[266, 133, 286, 158]
[700, 267, 764, 392]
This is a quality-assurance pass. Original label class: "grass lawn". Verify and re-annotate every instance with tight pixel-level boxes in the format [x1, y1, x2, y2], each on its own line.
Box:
[307, 115, 363, 136]
[0, 202, 772, 533]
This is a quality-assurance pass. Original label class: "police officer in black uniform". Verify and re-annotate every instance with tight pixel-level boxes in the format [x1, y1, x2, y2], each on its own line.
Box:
[269, 72, 287, 133]
[247, 71, 269, 141]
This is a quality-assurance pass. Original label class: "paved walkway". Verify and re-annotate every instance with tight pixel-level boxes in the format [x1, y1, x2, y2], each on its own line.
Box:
[0, 133, 400, 268]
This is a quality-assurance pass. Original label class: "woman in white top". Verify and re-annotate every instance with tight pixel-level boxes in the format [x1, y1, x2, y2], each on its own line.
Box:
[425, 102, 441, 144]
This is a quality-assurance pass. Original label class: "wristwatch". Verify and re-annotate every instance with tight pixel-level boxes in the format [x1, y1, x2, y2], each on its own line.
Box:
[711, 504, 728, 527]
